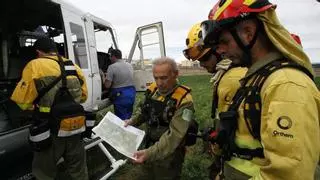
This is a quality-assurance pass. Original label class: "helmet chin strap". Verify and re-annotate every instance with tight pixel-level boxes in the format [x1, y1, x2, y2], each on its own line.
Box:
[229, 25, 259, 67]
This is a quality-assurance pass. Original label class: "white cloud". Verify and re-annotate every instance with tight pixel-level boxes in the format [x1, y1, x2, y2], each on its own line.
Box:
[66, 0, 320, 62]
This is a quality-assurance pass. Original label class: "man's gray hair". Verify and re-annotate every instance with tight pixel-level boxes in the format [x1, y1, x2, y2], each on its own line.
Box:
[152, 57, 178, 72]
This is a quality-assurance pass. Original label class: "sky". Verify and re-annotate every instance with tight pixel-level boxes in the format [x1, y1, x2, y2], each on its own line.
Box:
[66, 0, 320, 63]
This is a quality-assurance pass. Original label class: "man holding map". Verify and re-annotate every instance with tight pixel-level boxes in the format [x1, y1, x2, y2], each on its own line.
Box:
[124, 57, 196, 179]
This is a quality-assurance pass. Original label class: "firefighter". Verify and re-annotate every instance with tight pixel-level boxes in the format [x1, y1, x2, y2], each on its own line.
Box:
[183, 22, 247, 178]
[11, 37, 88, 180]
[124, 57, 196, 180]
[201, 0, 320, 179]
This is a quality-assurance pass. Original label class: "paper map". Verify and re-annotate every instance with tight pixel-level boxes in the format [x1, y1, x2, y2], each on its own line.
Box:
[92, 112, 145, 159]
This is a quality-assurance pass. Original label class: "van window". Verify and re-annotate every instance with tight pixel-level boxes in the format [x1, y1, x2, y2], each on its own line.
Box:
[70, 22, 88, 69]
[95, 28, 115, 72]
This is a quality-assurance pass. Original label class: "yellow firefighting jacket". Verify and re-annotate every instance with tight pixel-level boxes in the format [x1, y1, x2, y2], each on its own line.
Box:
[131, 82, 194, 162]
[11, 56, 88, 135]
[217, 67, 247, 113]
[226, 52, 320, 180]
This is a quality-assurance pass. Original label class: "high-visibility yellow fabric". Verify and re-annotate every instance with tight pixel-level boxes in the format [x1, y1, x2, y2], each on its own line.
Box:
[217, 67, 247, 113]
[227, 52, 320, 180]
[11, 56, 87, 110]
[59, 116, 85, 131]
[257, 7, 314, 77]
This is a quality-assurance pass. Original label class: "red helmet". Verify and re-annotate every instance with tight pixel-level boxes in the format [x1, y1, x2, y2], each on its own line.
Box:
[208, 0, 274, 21]
[291, 33, 302, 46]
[202, 0, 275, 46]
[202, 0, 276, 66]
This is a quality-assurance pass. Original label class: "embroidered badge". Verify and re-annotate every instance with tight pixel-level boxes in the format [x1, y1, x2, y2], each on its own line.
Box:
[182, 109, 193, 122]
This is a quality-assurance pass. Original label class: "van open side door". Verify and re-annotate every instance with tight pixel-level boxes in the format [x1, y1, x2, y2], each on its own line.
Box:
[83, 14, 119, 111]
[61, 7, 93, 110]
[128, 22, 166, 91]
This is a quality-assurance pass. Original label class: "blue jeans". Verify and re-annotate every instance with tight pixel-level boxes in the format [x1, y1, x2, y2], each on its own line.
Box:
[111, 86, 136, 120]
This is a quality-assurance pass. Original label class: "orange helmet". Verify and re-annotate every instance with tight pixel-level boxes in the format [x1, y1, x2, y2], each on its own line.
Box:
[183, 23, 211, 61]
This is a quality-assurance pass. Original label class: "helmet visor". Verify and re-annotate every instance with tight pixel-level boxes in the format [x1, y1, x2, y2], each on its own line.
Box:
[183, 45, 210, 61]
[201, 18, 240, 47]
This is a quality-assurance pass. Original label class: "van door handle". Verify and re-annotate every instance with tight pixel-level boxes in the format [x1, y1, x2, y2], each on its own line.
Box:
[88, 73, 95, 78]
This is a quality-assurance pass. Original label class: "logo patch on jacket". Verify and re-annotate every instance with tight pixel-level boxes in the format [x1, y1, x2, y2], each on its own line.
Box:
[273, 116, 294, 139]
[182, 109, 193, 122]
[277, 116, 292, 130]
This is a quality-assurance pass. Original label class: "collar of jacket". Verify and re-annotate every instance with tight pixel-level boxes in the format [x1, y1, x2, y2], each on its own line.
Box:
[41, 55, 59, 60]
[244, 51, 283, 80]
[155, 82, 179, 97]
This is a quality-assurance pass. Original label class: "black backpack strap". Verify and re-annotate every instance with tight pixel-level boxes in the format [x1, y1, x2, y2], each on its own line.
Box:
[33, 56, 63, 105]
[34, 55, 74, 105]
[34, 76, 62, 104]
[44, 56, 83, 85]
[56, 55, 67, 89]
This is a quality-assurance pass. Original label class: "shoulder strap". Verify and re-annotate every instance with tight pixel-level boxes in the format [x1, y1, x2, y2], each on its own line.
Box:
[57, 55, 67, 89]
[34, 55, 70, 104]
[34, 75, 62, 104]
[242, 59, 312, 140]
[145, 82, 158, 98]
[34, 56, 63, 104]
[222, 59, 312, 160]
[169, 85, 191, 107]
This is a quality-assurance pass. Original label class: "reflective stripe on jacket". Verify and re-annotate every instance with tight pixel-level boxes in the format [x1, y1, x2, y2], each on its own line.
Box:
[11, 56, 88, 136]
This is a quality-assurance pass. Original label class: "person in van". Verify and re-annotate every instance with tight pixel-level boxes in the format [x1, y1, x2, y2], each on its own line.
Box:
[104, 48, 136, 120]
[11, 37, 88, 180]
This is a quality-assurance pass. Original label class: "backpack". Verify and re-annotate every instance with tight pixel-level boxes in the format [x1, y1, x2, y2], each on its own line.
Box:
[50, 56, 86, 137]
[28, 56, 85, 151]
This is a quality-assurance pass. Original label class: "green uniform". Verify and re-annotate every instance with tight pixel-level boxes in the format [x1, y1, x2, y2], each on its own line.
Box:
[130, 82, 194, 180]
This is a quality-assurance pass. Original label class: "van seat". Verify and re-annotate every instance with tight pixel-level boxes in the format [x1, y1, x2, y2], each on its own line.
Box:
[7, 46, 36, 80]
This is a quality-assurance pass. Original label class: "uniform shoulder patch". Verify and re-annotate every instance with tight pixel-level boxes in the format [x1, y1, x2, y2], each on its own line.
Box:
[182, 109, 193, 122]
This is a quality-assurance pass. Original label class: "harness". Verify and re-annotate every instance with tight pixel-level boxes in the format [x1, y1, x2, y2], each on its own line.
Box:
[218, 59, 314, 161]
[141, 83, 191, 146]
[29, 56, 85, 151]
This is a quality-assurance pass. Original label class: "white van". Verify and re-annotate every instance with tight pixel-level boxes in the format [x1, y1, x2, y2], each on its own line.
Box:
[0, 0, 165, 178]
